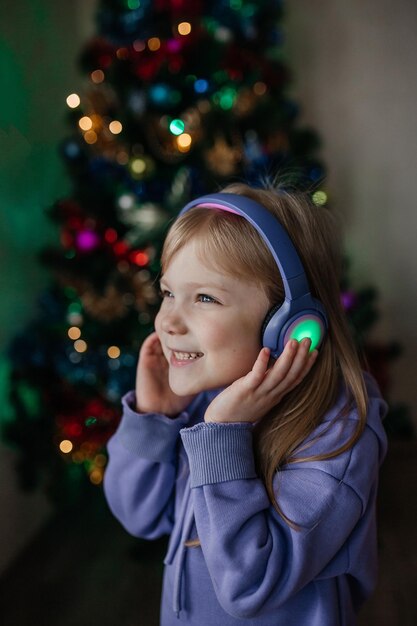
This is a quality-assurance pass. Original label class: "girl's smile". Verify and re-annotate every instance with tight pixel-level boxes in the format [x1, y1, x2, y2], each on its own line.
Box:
[154, 240, 270, 396]
[170, 350, 204, 365]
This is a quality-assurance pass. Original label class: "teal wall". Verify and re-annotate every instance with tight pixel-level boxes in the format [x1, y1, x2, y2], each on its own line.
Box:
[0, 1, 96, 422]
[0, 0, 96, 575]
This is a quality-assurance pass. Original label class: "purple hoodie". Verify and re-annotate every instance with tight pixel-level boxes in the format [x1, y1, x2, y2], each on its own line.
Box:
[104, 373, 387, 626]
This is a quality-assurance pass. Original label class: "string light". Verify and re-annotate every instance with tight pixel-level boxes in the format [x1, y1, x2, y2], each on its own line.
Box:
[91, 69, 105, 83]
[59, 440, 73, 454]
[89, 469, 103, 485]
[79, 116, 93, 131]
[216, 87, 236, 110]
[130, 158, 146, 175]
[116, 47, 129, 60]
[133, 40, 146, 52]
[169, 119, 185, 135]
[178, 22, 192, 36]
[176, 133, 192, 152]
[66, 93, 80, 108]
[109, 120, 123, 134]
[84, 130, 98, 144]
[74, 339, 87, 353]
[312, 190, 327, 206]
[148, 37, 161, 51]
[107, 346, 121, 359]
[118, 193, 135, 209]
[68, 327, 81, 340]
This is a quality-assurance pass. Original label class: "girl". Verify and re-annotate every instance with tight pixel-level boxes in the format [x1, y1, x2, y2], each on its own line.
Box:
[104, 182, 387, 626]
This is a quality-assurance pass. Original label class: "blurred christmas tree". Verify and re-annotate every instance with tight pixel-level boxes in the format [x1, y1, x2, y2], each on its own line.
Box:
[2, 0, 412, 506]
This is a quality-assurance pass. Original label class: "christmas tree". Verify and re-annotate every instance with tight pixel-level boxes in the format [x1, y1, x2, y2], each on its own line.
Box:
[3, 0, 411, 506]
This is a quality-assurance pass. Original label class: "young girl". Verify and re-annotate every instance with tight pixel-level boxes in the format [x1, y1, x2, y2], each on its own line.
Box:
[104, 182, 387, 626]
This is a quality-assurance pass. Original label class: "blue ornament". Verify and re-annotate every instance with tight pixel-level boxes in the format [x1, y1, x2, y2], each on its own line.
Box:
[194, 79, 210, 94]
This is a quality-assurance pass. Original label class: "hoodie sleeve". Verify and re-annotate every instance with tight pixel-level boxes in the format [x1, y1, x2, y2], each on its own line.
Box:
[103, 390, 190, 539]
[180, 394, 387, 619]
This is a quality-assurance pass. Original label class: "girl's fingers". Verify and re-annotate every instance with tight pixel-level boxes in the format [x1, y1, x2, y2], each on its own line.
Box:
[263, 338, 313, 392]
[262, 339, 299, 387]
[143, 331, 161, 351]
[286, 347, 318, 392]
[282, 338, 314, 386]
[247, 347, 270, 387]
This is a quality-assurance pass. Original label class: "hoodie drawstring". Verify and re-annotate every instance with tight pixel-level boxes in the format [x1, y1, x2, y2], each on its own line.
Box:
[172, 498, 195, 617]
[163, 474, 195, 617]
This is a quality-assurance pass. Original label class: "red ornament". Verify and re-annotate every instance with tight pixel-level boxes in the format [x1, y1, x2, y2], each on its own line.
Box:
[135, 55, 164, 81]
[104, 228, 118, 244]
[130, 250, 149, 266]
[113, 240, 130, 257]
[64, 422, 83, 438]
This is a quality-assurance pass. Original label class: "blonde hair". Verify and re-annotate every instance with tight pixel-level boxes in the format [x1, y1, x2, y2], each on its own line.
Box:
[162, 182, 368, 524]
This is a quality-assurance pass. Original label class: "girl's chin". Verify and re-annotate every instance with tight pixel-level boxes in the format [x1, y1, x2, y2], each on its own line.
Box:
[168, 380, 203, 397]
[168, 376, 219, 397]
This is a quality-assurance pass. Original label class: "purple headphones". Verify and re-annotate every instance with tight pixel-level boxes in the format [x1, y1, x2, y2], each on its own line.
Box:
[180, 192, 328, 359]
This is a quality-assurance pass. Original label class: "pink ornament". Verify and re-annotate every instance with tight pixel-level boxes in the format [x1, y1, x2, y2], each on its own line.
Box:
[76, 230, 100, 251]
[341, 290, 357, 311]
[167, 39, 182, 53]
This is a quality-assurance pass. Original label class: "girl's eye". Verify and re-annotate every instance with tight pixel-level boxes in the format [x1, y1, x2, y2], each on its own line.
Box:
[159, 290, 218, 304]
[160, 289, 173, 299]
[198, 294, 218, 304]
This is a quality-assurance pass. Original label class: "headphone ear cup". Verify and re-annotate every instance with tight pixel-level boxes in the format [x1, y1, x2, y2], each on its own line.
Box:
[262, 304, 327, 358]
[283, 313, 326, 352]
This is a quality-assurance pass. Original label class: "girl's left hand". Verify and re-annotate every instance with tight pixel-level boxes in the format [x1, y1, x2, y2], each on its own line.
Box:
[204, 338, 318, 424]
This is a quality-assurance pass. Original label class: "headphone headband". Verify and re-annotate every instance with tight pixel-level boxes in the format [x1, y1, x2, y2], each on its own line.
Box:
[180, 193, 310, 301]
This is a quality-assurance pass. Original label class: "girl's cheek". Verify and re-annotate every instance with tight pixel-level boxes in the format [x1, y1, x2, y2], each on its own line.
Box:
[154, 310, 162, 337]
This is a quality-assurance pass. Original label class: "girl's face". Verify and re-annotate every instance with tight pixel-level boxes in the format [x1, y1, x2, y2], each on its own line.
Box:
[154, 240, 270, 396]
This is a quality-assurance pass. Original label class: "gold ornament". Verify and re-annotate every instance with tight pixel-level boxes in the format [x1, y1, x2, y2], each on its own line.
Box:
[79, 270, 158, 323]
[81, 284, 131, 322]
[204, 135, 242, 177]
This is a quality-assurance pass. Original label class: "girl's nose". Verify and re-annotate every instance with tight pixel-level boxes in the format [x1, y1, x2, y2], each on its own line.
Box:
[159, 308, 187, 335]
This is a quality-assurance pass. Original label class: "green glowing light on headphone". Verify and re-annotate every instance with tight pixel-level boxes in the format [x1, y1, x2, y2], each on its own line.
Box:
[290, 319, 322, 351]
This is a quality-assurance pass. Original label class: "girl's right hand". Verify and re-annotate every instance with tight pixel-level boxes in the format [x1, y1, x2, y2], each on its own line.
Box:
[135, 331, 195, 417]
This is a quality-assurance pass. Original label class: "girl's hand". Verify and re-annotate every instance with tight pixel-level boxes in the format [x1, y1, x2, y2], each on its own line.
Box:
[136, 331, 196, 417]
[204, 338, 318, 424]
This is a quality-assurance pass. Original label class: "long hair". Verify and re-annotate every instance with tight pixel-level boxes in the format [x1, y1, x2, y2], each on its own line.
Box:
[161, 182, 368, 524]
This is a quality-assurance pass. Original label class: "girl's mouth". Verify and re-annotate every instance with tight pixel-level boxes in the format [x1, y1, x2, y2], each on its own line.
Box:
[170, 350, 204, 366]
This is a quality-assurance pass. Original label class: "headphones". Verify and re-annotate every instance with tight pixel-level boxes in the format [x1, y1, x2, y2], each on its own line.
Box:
[180, 192, 328, 359]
